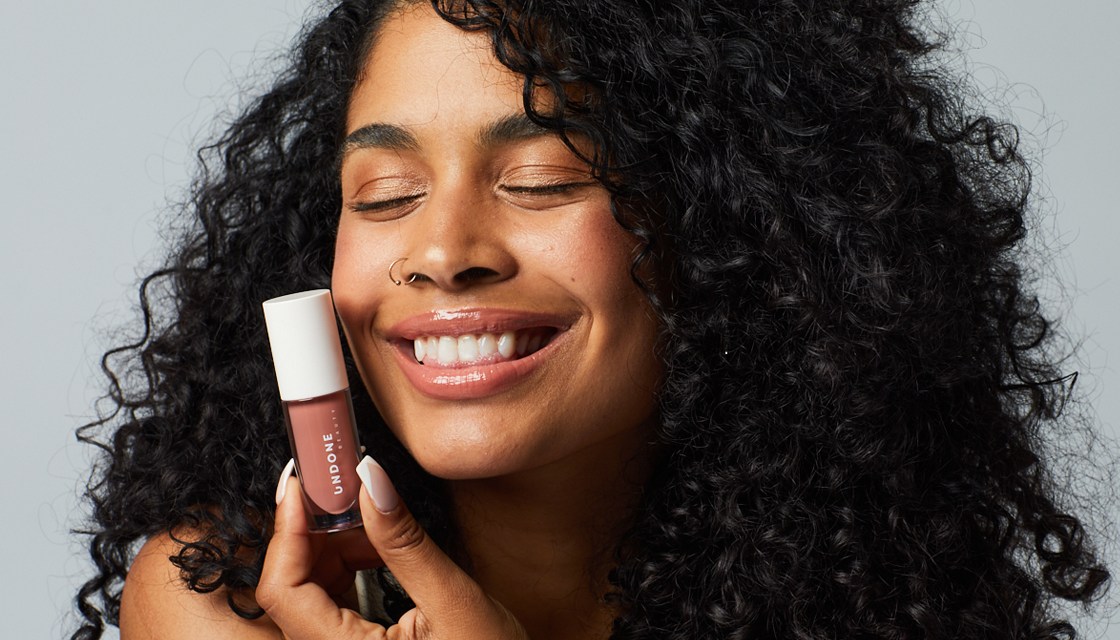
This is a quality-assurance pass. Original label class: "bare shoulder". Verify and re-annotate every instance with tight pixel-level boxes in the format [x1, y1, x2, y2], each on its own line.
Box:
[120, 532, 280, 640]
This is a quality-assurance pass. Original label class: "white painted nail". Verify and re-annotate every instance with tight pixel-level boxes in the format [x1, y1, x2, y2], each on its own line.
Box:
[275, 458, 295, 505]
[356, 456, 399, 514]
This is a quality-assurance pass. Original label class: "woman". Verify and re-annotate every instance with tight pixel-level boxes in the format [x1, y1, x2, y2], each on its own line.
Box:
[73, 1, 1110, 638]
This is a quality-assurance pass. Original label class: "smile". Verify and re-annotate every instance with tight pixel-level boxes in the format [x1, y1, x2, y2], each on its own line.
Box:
[411, 328, 558, 367]
[386, 309, 575, 400]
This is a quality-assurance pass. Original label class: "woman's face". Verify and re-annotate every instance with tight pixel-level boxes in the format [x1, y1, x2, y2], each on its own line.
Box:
[332, 4, 660, 480]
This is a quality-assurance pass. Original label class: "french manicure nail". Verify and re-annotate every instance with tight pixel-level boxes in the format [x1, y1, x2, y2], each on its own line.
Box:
[275, 458, 295, 505]
[356, 455, 399, 514]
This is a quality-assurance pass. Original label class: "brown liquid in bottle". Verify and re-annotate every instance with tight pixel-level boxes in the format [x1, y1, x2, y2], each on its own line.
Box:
[283, 389, 363, 532]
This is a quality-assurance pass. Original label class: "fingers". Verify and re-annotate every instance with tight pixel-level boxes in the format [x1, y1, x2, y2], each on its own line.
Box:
[262, 457, 527, 639]
[356, 456, 488, 634]
[258, 467, 365, 639]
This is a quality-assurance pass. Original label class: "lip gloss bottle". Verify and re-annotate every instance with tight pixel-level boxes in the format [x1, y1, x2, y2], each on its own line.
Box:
[262, 289, 364, 533]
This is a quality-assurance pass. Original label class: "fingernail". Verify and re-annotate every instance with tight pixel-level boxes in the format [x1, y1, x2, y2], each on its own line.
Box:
[275, 458, 295, 505]
[356, 455, 399, 514]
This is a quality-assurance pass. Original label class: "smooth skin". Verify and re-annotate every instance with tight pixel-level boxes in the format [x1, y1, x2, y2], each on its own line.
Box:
[120, 4, 658, 639]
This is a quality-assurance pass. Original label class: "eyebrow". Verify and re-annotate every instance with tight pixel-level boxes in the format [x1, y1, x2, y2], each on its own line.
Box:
[476, 113, 554, 147]
[339, 113, 556, 162]
[340, 123, 420, 157]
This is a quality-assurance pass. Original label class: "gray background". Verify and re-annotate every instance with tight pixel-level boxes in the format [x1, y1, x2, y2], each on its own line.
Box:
[1, 1, 1116, 638]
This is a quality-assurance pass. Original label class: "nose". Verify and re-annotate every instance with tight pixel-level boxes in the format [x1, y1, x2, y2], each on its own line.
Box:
[398, 186, 517, 291]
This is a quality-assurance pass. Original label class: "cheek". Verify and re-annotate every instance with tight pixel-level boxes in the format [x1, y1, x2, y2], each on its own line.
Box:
[331, 218, 387, 324]
[574, 211, 661, 382]
[560, 212, 643, 300]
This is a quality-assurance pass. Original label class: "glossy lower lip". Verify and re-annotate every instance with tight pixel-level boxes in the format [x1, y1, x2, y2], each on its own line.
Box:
[391, 329, 566, 401]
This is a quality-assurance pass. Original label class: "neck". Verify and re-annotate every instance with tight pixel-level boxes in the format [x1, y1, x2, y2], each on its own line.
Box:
[448, 428, 654, 640]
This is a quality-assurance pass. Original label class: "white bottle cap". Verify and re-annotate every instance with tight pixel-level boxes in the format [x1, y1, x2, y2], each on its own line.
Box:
[262, 289, 350, 401]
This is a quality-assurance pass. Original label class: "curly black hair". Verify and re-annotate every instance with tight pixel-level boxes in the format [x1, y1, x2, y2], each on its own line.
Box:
[72, 1, 1110, 638]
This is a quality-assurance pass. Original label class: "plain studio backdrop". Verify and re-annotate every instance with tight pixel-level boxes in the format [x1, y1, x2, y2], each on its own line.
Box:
[1, 2, 1116, 638]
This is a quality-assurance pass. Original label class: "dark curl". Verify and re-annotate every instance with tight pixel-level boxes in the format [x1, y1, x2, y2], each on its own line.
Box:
[72, 1, 1109, 638]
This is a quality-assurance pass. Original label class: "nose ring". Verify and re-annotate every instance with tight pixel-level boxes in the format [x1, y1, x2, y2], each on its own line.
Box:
[388, 258, 418, 286]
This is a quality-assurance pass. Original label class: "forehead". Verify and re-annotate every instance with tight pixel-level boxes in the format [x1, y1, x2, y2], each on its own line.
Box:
[346, 4, 524, 134]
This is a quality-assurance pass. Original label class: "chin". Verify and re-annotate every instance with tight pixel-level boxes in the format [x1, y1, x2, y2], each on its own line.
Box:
[393, 419, 545, 480]
[410, 449, 537, 481]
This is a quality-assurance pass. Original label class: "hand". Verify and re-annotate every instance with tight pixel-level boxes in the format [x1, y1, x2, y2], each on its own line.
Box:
[257, 457, 529, 640]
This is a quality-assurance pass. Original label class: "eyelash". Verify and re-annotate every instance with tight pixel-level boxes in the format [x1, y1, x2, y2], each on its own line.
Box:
[349, 194, 423, 213]
[347, 181, 597, 215]
[501, 181, 595, 195]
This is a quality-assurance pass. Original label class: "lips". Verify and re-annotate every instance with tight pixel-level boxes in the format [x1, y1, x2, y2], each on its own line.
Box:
[384, 309, 575, 400]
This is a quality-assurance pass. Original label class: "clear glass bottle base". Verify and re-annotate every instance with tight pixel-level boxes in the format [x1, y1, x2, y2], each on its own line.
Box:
[309, 507, 364, 533]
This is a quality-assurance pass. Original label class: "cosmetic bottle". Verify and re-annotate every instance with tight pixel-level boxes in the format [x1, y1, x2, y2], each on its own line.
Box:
[262, 289, 364, 533]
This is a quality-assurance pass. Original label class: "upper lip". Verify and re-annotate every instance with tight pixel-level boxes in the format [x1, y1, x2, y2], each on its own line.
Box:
[384, 308, 578, 340]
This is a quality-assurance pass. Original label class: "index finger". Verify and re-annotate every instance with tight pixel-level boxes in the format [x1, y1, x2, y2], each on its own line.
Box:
[257, 476, 363, 639]
[353, 457, 508, 636]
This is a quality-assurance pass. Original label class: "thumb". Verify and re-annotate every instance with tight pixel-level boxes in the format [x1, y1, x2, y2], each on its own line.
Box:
[354, 456, 484, 622]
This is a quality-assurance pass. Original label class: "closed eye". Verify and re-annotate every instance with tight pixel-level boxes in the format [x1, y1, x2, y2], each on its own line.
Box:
[349, 193, 425, 214]
[499, 180, 602, 211]
[502, 182, 596, 195]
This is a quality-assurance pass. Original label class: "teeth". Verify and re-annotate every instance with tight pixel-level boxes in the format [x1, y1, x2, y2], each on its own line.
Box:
[438, 336, 457, 365]
[497, 331, 516, 358]
[413, 329, 549, 365]
[457, 335, 479, 361]
[478, 333, 497, 357]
